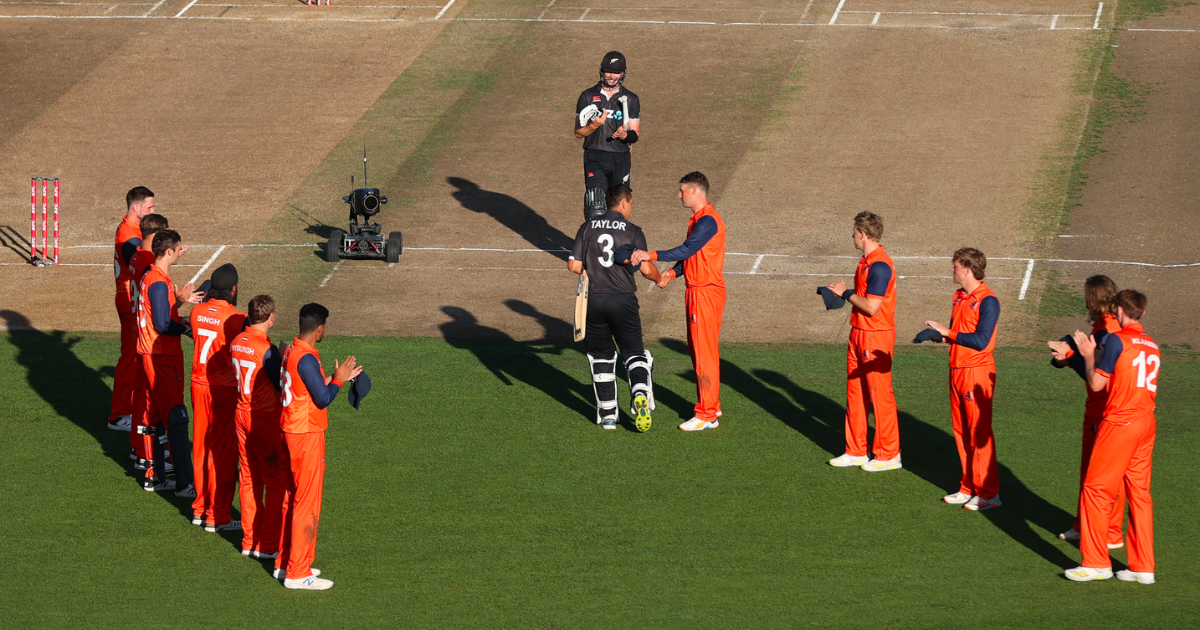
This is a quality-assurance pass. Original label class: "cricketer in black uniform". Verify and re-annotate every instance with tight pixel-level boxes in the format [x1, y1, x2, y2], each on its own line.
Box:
[575, 51, 641, 220]
[568, 185, 660, 430]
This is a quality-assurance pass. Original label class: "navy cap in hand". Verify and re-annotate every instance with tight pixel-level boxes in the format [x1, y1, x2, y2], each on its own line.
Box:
[348, 371, 371, 410]
[912, 328, 945, 344]
[816, 286, 846, 310]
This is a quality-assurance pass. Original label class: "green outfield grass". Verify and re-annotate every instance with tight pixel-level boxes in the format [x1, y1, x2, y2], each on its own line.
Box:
[1, 325, 1197, 628]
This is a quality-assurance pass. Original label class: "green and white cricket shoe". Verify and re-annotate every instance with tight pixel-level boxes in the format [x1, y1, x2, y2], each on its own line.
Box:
[1116, 570, 1155, 584]
[601, 416, 618, 430]
[632, 395, 652, 432]
[861, 456, 902, 472]
[1065, 566, 1112, 582]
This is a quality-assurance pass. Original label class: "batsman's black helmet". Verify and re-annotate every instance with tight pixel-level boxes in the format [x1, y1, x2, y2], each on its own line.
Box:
[600, 51, 627, 73]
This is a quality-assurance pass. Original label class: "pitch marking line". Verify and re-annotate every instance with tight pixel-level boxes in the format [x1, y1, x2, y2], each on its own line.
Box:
[188, 244, 225, 285]
[319, 260, 342, 288]
[829, 0, 845, 25]
[1095, 2, 1104, 29]
[432, 0, 453, 20]
[174, 0, 196, 16]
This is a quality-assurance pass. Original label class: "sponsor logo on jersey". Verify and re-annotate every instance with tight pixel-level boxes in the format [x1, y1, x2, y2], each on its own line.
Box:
[592, 96, 602, 101]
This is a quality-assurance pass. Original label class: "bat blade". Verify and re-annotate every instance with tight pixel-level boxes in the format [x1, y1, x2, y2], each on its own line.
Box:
[620, 95, 630, 131]
[573, 272, 589, 342]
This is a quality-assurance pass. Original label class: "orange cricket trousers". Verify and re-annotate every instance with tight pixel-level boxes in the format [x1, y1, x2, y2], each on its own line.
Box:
[276, 431, 326, 580]
[1074, 418, 1125, 545]
[685, 286, 725, 421]
[950, 366, 999, 499]
[111, 307, 139, 421]
[131, 361, 149, 462]
[1080, 415, 1155, 572]
[237, 416, 290, 555]
[140, 354, 185, 480]
[845, 328, 899, 460]
[192, 384, 239, 524]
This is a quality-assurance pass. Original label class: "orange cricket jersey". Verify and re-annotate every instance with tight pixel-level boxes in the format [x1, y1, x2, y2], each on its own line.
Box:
[189, 299, 246, 387]
[1083, 314, 1122, 421]
[681, 204, 725, 289]
[1096, 322, 1160, 424]
[948, 282, 999, 369]
[136, 265, 183, 356]
[230, 328, 283, 432]
[281, 338, 329, 434]
[127, 250, 156, 318]
[850, 245, 896, 331]
[114, 217, 142, 307]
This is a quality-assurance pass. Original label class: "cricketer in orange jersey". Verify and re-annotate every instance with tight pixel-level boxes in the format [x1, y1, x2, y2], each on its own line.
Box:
[230, 295, 288, 559]
[188, 263, 246, 530]
[1048, 275, 1126, 547]
[274, 303, 361, 590]
[924, 248, 1001, 511]
[1065, 290, 1160, 585]
[136, 229, 202, 495]
[631, 171, 725, 431]
[825, 212, 900, 472]
[126, 214, 167, 467]
[109, 186, 156, 431]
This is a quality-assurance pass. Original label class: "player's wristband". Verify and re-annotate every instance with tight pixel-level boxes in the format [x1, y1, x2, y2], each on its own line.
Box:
[622, 129, 638, 144]
[841, 289, 855, 300]
[331, 378, 345, 388]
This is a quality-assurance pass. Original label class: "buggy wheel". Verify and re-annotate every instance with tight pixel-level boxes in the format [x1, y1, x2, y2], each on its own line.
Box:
[325, 229, 344, 263]
[385, 236, 401, 264]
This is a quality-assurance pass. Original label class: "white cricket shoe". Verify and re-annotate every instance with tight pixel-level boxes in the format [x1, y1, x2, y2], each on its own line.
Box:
[205, 520, 242, 533]
[192, 515, 204, 526]
[943, 492, 972, 505]
[243, 549, 279, 559]
[175, 483, 196, 499]
[678, 418, 718, 431]
[1058, 528, 1080, 541]
[601, 416, 618, 430]
[829, 454, 868, 468]
[108, 415, 133, 432]
[143, 478, 176, 492]
[284, 575, 333, 590]
[1115, 570, 1155, 584]
[1108, 541, 1125, 550]
[1065, 566, 1112, 581]
[274, 568, 320, 579]
[861, 456, 902, 472]
[964, 494, 1002, 511]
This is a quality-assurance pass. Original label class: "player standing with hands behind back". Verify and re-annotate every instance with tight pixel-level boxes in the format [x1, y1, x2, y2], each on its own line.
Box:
[276, 303, 362, 590]
[575, 51, 641, 220]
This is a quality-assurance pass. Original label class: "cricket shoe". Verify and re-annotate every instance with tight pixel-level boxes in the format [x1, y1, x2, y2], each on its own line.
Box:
[678, 418, 718, 431]
[1065, 566, 1112, 582]
[1116, 570, 1155, 584]
[828, 454, 868, 468]
[192, 515, 205, 526]
[175, 483, 196, 499]
[1108, 541, 1125, 550]
[243, 549, 279, 560]
[284, 576, 334, 590]
[134, 459, 174, 473]
[1058, 528, 1081, 541]
[274, 568, 321, 580]
[964, 494, 1002, 511]
[601, 416, 618, 430]
[861, 456, 902, 472]
[943, 492, 972, 505]
[142, 478, 176, 492]
[632, 394, 652, 432]
[206, 520, 242, 533]
[108, 415, 132, 432]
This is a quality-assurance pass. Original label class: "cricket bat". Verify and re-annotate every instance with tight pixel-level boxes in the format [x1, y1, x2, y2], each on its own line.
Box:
[620, 96, 630, 131]
[573, 271, 589, 342]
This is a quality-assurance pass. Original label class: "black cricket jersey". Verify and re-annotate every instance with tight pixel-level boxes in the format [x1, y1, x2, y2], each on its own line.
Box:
[570, 210, 648, 294]
[576, 83, 641, 153]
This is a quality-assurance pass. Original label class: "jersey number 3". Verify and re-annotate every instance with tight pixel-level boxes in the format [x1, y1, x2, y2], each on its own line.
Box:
[1131, 351, 1160, 392]
[596, 234, 614, 268]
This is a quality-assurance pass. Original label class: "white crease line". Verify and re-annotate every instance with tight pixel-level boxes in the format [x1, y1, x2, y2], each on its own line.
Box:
[749, 254, 766, 274]
[174, 0, 197, 17]
[319, 260, 342, 288]
[799, 0, 813, 21]
[842, 10, 1090, 17]
[188, 245, 225, 285]
[1019, 259, 1034, 300]
[142, 0, 164, 17]
[1, 263, 203, 267]
[1127, 27, 1199, 32]
[535, 0, 554, 19]
[829, 0, 845, 25]
[1050, 14, 1058, 30]
[193, 2, 439, 5]
[103, 4, 116, 13]
[871, 12, 879, 26]
[432, 0, 453, 20]
[1094, 2, 1104, 30]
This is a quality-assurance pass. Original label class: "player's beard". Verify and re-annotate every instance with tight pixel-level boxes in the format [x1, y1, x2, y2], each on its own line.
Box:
[602, 76, 620, 89]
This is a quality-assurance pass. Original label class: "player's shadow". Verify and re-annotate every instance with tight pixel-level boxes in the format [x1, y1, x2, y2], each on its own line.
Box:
[0, 310, 191, 516]
[0, 225, 34, 263]
[505, 299, 575, 346]
[439, 306, 594, 422]
[447, 177, 573, 261]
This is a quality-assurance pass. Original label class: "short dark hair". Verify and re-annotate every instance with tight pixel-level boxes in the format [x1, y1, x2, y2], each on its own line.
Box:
[679, 171, 709, 193]
[247, 295, 275, 325]
[205, 286, 236, 306]
[606, 184, 633, 208]
[151, 229, 181, 258]
[1114, 289, 1147, 320]
[140, 214, 168, 237]
[952, 247, 986, 280]
[126, 186, 154, 209]
[298, 303, 330, 335]
[854, 211, 883, 242]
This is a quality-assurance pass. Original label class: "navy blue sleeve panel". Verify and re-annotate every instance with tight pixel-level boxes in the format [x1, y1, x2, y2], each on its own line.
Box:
[148, 282, 188, 336]
[121, 239, 141, 266]
[865, 262, 892, 298]
[1096, 333, 1124, 376]
[1067, 352, 1088, 380]
[263, 345, 282, 390]
[670, 261, 684, 279]
[953, 296, 1000, 351]
[298, 354, 341, 410]
[655, 216, 717, 262]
